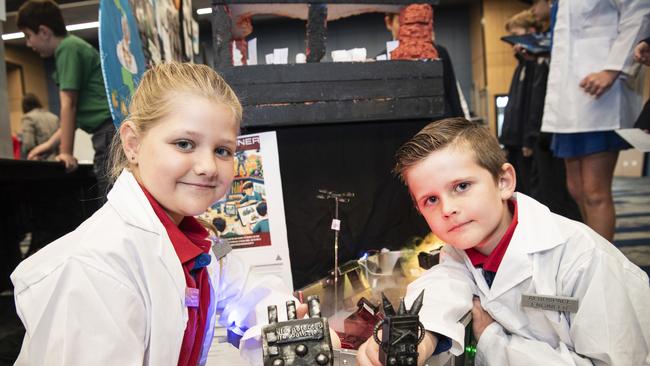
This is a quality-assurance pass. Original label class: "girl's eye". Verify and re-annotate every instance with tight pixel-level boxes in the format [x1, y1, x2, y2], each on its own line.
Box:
[456, 182, 471, 192]
[216, 147, 233, 158]
[175, 140, 194, 151]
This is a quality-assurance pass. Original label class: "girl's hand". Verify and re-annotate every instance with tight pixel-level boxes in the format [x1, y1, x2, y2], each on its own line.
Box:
[471, 297, 494, 341]
[579, 70, 620, 98]
[296, 303, 342, 348]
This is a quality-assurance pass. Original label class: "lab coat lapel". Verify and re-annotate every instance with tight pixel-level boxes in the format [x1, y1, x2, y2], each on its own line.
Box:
[108, 170, 188, 302]
[486, 193, 567, 300]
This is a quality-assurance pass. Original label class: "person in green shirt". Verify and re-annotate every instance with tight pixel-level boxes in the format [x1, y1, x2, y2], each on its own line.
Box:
[17, 0, 114, 198]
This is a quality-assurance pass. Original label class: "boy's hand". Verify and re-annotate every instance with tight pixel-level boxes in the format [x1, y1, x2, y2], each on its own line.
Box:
[56, 152, 78, 173]
[579, 70, 619, 98]
[634, 41, 650, 66]
[356, 330, 437, 366]
[295, 303, 342, 348]
[471, 297, 494, 341]
[27, 141, 53, 160]
[356, 333, 382, 366]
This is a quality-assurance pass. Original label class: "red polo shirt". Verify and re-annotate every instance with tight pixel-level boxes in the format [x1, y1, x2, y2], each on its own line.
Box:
[140, 186, 212, 366]
[465, 200, 518, 273]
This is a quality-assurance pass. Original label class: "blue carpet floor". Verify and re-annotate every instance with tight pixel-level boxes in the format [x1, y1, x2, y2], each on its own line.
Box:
[613, 177, 650, 276]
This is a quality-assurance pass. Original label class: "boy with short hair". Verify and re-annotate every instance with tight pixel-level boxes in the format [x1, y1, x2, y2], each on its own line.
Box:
[357, 118, 650, 365]
[238, 181, 263, 204]
[17, 0, 114, 197]
[251, 201, 269, 233]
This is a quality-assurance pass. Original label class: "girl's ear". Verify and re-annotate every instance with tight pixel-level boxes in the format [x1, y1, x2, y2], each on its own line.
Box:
[119, 121, 140, 164]
[498, 163, 517, 199]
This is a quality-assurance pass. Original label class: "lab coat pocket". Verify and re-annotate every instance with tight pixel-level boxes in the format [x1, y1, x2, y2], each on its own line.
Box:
[522, 306, 565, 347]
[572, 37, 613, 81]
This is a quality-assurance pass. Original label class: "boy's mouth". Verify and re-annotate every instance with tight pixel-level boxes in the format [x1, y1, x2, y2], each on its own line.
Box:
[448, 221, 471, 232]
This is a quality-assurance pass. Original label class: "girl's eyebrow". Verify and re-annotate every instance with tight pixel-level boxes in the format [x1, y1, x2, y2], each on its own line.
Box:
[170, 130, 201, 138]
[170, 130, 236, 145]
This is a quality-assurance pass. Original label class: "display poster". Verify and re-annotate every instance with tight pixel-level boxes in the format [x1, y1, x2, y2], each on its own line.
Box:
[128, 0, 161, 67]
[200, 131, 293, 289]
[156, 0, 183, 62]
[182, 0, 194, 62]
[99, 0, 146, 126]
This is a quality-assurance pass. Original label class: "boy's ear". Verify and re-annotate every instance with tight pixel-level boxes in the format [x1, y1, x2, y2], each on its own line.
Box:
[119, 121, 140, 163]
[498, 163, 517, 199]
[37, 25, 53, 37]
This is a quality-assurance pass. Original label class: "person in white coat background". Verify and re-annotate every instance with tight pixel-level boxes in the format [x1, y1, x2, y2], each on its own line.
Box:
[10, 63, 298, 365]
[356, 118, 650, 366]
[541, 0, 650, 241]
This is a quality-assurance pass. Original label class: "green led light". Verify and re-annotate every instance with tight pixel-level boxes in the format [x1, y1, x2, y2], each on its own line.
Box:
[465, 345, 476, 355]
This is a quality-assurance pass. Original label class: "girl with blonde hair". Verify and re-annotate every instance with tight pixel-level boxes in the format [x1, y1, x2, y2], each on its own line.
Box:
[11, 62, 296, 365]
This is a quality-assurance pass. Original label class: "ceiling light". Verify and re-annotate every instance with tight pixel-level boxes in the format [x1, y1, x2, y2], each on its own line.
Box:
[197, 7, 212, 15]
[66, 21, 99, 31]
[2, 21, 99, 40]
[2, 32, 24, 41]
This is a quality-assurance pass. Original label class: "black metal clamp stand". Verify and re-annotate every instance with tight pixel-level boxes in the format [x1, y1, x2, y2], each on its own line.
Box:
[316, 189, 354, 315]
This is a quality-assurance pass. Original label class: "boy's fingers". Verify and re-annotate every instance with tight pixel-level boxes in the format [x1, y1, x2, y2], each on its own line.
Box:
[357, 340, 381, 366]
[472, 297, 482, 315]
[296, 303, 308, 319]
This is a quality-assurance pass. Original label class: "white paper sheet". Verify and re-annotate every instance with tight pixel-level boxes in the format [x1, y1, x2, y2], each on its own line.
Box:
[616, 129, 650, 152]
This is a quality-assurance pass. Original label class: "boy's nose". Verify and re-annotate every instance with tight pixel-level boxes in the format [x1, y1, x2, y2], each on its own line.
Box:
[441, 199, 458, 217]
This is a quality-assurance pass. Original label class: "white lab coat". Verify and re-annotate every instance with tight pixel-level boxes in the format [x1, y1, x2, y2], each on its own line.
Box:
[541, 0, 650, 133]
[11, 170, 294, 365]
[405, 193, 650, 365]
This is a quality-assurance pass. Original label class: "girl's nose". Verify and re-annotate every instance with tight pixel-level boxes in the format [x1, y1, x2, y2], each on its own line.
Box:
[194, 153, 218, 177]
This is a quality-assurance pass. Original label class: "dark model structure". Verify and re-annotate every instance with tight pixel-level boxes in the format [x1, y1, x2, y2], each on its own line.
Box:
[262, 296, 334, 366]
[373, 291, 425, 366]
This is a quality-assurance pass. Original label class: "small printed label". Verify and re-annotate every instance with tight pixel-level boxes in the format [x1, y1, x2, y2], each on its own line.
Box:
[211, 239, 232, 260]
[275, 321, 324, 344]
[185, 287, 200, 308]
[331, 219, 341, 231]
[521, 294, 579, 313]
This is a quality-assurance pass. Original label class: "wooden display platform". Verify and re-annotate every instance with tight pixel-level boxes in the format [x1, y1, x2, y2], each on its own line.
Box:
[221, 60, 445, 127]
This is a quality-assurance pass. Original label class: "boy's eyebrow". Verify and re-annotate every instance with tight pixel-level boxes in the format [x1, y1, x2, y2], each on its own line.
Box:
[448, 177, 473, 186]
[412, 176, 475, 202]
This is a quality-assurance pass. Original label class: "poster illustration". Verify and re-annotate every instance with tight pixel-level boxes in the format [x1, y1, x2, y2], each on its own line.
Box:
[182, 0, 194, 62]
[199, 131, 293, 290]
[156, 0, 183, 62]
[99, 0, 146, 126]
[128, 0, 161, 67]
[203, 134, 271, 248]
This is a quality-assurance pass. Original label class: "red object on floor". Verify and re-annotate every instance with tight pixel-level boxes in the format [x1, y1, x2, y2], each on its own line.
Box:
[12, 134, 20, 159]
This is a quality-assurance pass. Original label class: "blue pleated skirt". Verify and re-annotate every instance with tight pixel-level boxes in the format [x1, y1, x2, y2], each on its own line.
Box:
[551, 131, 631, 158]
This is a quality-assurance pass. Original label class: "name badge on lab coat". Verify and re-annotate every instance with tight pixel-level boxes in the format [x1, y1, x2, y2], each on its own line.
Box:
[211, 239, 232, 260]
[521, 294, 579, 313]
[185, 287, 200, 308]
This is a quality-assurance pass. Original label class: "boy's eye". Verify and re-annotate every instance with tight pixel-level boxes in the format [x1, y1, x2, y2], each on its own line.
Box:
[174, 140, 194, 151]
[455, 182, 471, 192]
[215, 147, 233, 158]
